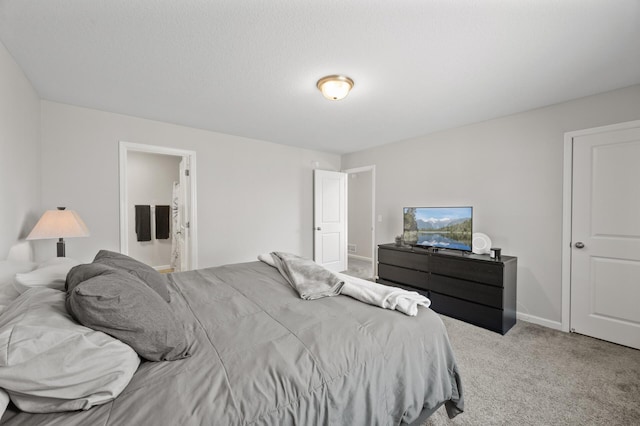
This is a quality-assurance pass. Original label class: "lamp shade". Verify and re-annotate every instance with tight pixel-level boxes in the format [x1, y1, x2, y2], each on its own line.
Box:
[317, 75, 354, 100]
[27, 208, 90, 240]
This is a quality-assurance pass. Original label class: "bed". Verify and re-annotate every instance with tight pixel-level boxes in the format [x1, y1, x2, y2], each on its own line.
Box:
[0, 250, 463, 425]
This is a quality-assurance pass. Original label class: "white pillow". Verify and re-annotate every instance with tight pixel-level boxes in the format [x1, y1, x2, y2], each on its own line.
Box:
[0, 389, 9, 419]
[0, 288, 140, 413]
[0, 260, 36, 315]
[6, 241, 33, 263]
[13, 257, 80, 293]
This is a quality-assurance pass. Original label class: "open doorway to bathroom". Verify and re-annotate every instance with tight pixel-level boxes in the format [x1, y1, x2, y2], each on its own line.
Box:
[119, 142, 197, 272]
[344, 165, 375, 281]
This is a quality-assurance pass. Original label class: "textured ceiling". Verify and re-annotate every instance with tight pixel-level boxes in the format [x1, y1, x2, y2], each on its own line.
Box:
[1, 0, 639, 154]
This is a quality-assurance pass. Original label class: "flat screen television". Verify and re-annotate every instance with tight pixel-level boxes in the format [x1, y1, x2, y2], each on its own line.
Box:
[403, 206, 473, 252]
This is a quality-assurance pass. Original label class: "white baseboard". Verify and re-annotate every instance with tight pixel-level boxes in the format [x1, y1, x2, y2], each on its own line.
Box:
[348, 254, 372, 262]
[516, 312, 563, 331]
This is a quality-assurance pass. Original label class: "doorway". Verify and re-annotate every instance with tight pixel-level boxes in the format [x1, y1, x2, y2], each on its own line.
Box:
[119, 142, 198, 271]
[562, 120, 640, 350]
[344, 165, 376, 280]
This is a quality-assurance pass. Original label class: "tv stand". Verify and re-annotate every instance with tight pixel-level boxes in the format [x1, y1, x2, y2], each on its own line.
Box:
[377, 243, 517, 334]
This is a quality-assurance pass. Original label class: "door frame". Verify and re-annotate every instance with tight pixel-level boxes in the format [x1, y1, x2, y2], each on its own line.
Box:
[118, 141, 198, 270]
[561, 119, 640, 333]
[343, 165, 376, 277]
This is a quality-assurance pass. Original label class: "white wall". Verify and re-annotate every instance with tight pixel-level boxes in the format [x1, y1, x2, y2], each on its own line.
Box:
[39, 101, 341, 266]
[0, 41, 41, 258]
[342, 84, 640, 327]
[127, 151, 180, 268]
[348, 170, 372, 259]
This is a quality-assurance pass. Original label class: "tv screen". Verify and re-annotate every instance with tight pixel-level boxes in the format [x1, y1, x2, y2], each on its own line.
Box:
[403, 206, 473, 252]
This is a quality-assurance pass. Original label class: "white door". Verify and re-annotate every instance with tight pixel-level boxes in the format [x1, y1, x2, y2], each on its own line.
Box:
[313, 170, 347, 272]
[570, 125, 640, 350]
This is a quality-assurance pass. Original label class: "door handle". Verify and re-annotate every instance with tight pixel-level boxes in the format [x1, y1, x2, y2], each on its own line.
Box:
[315, 227, 321, 231]
[574, 242, 585, 249]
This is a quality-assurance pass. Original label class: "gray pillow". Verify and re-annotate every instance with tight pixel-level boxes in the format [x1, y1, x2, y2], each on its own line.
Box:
[66, 263, 116, 292]
[93, 250, 171, 303]
[65, 266, 191, 361]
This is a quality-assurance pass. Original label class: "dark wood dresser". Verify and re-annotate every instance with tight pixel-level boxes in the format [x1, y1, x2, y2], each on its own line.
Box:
[377, 243, 517, 334]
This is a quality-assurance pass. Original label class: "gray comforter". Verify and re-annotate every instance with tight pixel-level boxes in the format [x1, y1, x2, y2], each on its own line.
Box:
[1, 261, 463, 425]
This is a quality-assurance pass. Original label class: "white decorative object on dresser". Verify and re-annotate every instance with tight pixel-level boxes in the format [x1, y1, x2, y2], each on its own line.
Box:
[471, 232, 492, 255]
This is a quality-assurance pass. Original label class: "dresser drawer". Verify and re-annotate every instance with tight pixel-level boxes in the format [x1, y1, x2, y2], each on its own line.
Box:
[378, 248, 428, 271]
[377, 280, 430, 298]
[378, 263, 429, 290]
[429, 292, 508, 334]
[430, 273, 503, 309]
[429, 255, 504, 287]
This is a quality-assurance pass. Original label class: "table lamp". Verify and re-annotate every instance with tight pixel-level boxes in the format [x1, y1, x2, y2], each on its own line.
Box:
[27, 207, 90, 257]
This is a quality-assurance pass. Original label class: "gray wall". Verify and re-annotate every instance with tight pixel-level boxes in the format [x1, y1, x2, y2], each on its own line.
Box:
[39, 101, 341, 266]
[348, 170, 373, 259]
[0, 40, 40, 258]
[342, 84, 640, 327]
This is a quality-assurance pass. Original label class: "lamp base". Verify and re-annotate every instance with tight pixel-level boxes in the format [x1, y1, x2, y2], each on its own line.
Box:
[57, 238, 65, 257]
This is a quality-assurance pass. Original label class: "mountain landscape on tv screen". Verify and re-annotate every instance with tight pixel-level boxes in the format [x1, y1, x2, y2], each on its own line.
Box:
[416, 217, 469, 230]
[403, 207, 472, 250]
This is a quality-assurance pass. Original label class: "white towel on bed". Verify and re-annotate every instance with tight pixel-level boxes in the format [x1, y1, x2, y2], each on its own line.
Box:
[258, 252, 276, 267]
[337, 273, 430, 316]
[258, 253, 430, 316]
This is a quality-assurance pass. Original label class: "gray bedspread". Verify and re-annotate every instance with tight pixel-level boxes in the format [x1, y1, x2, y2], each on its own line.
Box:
[1, 261, 463, 425]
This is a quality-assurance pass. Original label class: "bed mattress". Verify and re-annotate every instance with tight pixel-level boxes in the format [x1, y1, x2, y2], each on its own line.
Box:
[1, 261, 463, 425]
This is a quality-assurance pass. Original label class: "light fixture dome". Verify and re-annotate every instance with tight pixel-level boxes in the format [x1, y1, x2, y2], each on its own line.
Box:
[316, 75, 354, 101]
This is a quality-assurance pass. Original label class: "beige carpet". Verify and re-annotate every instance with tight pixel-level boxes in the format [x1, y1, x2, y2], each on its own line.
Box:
[424, 316, 640, 425]
[343, 256, 374, 280]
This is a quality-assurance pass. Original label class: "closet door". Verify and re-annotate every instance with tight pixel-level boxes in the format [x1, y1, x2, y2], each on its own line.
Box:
[570, 124, 640, 350]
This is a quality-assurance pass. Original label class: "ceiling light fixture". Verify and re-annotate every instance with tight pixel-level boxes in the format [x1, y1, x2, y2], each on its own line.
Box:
[316, 75, 354, 101]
